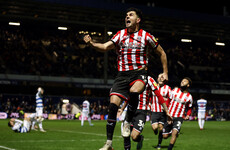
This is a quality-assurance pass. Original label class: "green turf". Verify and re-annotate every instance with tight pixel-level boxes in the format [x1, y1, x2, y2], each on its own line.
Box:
[0, 119, 229, 150]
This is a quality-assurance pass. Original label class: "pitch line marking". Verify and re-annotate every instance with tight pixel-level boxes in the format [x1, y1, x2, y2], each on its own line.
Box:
[0, 145, 16, 150]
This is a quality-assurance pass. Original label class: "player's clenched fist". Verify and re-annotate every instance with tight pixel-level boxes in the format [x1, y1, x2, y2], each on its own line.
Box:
[83, 34, 92, 44]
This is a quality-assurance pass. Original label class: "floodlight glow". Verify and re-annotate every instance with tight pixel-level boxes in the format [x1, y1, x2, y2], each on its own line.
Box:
[62, 99, 69, 103]
[107, 31, 113, 36]
[9, 22, 20, 26]
[215, 42, 225, 46]
[181, 39, 192, 42]
[58, 27, 67, 30]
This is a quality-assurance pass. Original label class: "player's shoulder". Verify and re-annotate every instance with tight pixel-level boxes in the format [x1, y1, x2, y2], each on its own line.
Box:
[164, 84, 171, 89]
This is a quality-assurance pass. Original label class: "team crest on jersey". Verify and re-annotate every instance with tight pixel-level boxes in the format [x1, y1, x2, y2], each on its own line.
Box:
[137, 36, 142, 41]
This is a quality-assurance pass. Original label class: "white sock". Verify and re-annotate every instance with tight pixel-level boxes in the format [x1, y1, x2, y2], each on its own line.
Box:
[81, 115, 84, 126]
[198, 119, 202, 129]
[121, 122, 124, 134]
[201, 119, 205, 129]
[32, 121, 36, 129]
[38, 122, 43, 129]
[88, 117, 92, 125]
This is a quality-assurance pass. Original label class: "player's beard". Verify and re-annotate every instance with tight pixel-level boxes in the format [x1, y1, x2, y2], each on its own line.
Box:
[180, 85, 187, 91]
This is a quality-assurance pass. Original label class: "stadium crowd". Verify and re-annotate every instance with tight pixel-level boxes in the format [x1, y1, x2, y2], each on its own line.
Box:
[0, 25, 229, 82]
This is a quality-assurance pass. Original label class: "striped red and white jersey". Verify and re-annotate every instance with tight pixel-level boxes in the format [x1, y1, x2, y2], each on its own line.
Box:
[159, 85, 172, 107]
[151, 84, 172, 112]
[111, 29, 158, 71]
[137, 76, 158, 110]
[168, 87, 193, 118]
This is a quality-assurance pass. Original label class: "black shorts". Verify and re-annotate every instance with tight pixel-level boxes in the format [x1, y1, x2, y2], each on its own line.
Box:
[110, 69, 147, 100]
[131, 110, 148, 133]
[151, 112, 166, 125]
[163, 117, 183, 135]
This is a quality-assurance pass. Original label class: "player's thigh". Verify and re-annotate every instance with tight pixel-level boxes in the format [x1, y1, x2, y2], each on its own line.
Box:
[23, 120, 31, 131]
[110, 95, 123, 106]
[158, 123, 164, 131]
[131, 129, 141, 140]
[36, 108, 43, 117]
[130, 81, 145, 93]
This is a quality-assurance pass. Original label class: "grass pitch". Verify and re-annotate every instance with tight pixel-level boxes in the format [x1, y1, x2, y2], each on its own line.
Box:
[0, 119, 229, 150]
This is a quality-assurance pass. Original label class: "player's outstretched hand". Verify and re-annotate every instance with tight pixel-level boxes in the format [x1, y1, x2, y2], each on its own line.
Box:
[184, 115, 189, 120]
[166, 112, 173, 123]
[162, 73, 168, 82]
[117, 109, 123, 118]
[83, 34, 92, 44]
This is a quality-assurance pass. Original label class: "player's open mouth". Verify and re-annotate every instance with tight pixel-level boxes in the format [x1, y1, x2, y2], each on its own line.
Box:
[126, 20, 131, 25]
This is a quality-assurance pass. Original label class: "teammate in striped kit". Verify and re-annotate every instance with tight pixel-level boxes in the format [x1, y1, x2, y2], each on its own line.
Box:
[150, 73, 172, 149]
[8, 113, 37, 133]
[118, 76, 171, 150]
[197, 96, 207, 130]
[163, 77, 193, 150]
[83, 7, 168, 150]
[34, 87, 46, 132]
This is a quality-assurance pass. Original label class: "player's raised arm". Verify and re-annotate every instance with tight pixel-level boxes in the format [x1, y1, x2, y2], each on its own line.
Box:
[83, 34, 115, 52]
[155, 45, 168, 81]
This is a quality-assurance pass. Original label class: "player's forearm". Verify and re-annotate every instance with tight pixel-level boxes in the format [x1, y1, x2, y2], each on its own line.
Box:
[160, 51, 168, 75]
[89, 41, 108, 52]
[162, 103, 169, 114]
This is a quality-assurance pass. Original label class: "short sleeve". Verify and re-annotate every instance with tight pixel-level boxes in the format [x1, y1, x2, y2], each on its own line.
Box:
[148, 76, 159, 91]
[146, 32, 158, 49]
[111, 30, 121, 46]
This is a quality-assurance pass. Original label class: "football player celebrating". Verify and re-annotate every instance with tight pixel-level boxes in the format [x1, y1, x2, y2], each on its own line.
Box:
[83, 7, 168, 150]
[163, 77, 193, 150]
[150, 73, 172, 149]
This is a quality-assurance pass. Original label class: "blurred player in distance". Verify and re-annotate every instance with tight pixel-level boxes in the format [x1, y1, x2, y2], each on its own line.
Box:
[83, 7, 168, 150]
[197, 96, 207, 130]
[8, 113, 37, 133]
[81, 99, 94, 126]
[150, 73, 172, 149]
[118, 76, 172, 150]
[35, 87, 46, 132]
[163, 77, 193, 150]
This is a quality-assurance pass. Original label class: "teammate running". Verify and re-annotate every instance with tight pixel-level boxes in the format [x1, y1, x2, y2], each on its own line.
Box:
[163, 77, 193, 150]
[118, 76, 172, 150]
[150, 73, 172, 149]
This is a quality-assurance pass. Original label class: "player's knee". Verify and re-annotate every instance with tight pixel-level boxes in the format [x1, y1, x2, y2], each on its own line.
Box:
[110, 95, 122, 106]
[163, 134, 168, 139]
[130, 130, 140, 141]
[131, 134, 139, 142]
[151, 124, 158, 131]
[159, 124, 164, 131]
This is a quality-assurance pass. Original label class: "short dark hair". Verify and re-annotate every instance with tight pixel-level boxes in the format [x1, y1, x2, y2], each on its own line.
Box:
[126, 7, 143, 21]
[184, 77, 192, 87]
[8, 121, 12, 127]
